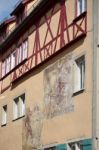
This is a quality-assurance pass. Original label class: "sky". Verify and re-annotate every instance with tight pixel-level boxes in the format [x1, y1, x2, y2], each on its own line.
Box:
[0, 0, 19, 23]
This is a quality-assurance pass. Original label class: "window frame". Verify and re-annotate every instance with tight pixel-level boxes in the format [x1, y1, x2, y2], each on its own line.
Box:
[13, 93, 25, 121]
[75, 0, 87, 17]
[22, 39, 28, 61]
[73, 55, 85, 95]
[68, 142, 82, 150]
[10, 49, 17, 70]
[1, 59, 6, 78]
[6, 55, 11, 74]
[1, 105, 7, 126]
[1, 39, 28, 79]
[17, 44, 23, 65]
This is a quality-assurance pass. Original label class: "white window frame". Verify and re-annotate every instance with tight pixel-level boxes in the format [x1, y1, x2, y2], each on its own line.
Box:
[6, 56, 11, 74]
[17, 45, 22, 65]
[2, 60, 6, 77]
[1, 105, 7, 126]
[77, 0, 86, 16]
[73, 55, 85, 93]
[11, 50, 16, 70]
[22, 40, 28, 60]
[13, 93, 25, 120]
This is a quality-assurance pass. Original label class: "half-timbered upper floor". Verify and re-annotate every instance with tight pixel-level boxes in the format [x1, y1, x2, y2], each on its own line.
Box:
[0, 0, 88, 93]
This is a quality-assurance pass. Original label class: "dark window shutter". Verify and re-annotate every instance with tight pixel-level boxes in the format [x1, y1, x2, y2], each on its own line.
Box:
[81, 139, 92, 150]
[56, 144, 67, 150]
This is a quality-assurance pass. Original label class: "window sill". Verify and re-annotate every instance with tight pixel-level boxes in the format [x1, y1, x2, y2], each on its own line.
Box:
[1, 124, 7, 127]
[12, 115, 25, 122]
[72, 89, 85, 96]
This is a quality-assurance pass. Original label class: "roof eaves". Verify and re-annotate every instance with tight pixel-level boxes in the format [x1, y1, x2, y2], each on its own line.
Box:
[10, 2, 23, 16]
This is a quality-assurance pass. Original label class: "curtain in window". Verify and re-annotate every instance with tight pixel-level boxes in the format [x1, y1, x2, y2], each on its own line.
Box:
[23, 40, 28, 60]
[77, 0, 86, 16]
[2, 61, 6, 77]
[17, 45, 22, 64]
[6, 56, 11, 73]
[2, 106, 7, 125]
[13, 99, 18, 120]
[11, 51, 16, 69]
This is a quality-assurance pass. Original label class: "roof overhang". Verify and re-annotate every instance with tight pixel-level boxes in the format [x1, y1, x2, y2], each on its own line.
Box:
[11, 0, 35, 16]
[0, 0, 59, 53]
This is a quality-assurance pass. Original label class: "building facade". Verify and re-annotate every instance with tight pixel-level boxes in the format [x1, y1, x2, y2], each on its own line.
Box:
[0, 0, 95, 149]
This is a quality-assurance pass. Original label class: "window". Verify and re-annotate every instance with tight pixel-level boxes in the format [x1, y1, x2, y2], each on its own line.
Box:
[23, 40, 28, 60]
[45, 147, 56, 150]
[73, 56, 85, 93]
[1, 40, 28, 78]
[2, 60, 6, 77]
[68, 142, 82, 150]
[77, 0, 86, 16]
[17, 40, 28, 64]
[11, 51, 16, 69]
[6, 56, 11, 74]
[1, 105, 7, 126]
[13, 93, 25, 120]
[17, 45, 22, 65]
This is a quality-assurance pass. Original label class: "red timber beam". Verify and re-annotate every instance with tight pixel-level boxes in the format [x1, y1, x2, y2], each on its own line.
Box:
[11, 0, 87, 83]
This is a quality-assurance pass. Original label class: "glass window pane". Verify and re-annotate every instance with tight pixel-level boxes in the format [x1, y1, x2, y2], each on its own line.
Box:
[6, 56, 11, 74]
[2, 105, 7, 125]
[23, 40, 28, 60]
[11, 51, 16, 69]
[2, 61, 6, 77]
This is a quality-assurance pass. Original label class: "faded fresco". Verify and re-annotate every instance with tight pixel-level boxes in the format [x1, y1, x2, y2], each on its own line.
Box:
[22, 105, 43, 150]
[44, 55, 74, 118]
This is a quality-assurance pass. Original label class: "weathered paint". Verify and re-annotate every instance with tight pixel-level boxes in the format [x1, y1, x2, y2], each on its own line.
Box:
[44, 54, 74, 118]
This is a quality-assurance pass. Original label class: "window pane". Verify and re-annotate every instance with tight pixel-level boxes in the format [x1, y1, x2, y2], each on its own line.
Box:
[68, 142, 82, 150]
[6, 56, 11, 74]
[13, 98, 19, 120]
[2, 105, 7, 125]
[19, 94, 25, 117]
[11, 51, 16, 69]
[13, 93, 25, 120]
[2, 60, 6, 77]
[77, 0, 86, 16]
[73, 61, 81, 92]
[23, 40, 28, 60]
[73, 56, 85, 93]
[17, 45, 22, 64]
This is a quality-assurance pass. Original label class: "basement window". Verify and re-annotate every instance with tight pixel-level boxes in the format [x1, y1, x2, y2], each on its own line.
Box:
[45, 147, 56, 150]
[73, 56, 85, 93]
[13, 93, 25, 120]
[68, 142, 82, 150]
[77, 0, 87, 16]
[1, 105, 7, 126]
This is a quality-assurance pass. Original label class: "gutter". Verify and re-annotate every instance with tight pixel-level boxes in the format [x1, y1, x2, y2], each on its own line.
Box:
[92, 0, 99, 149]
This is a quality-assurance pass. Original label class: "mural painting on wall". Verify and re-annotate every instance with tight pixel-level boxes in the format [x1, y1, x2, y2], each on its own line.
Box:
[44, 55, 74, 118]
[22, 105, 43, 150]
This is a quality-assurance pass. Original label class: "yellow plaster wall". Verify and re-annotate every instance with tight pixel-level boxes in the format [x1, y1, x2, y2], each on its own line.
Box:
[0, 0, 93, 149]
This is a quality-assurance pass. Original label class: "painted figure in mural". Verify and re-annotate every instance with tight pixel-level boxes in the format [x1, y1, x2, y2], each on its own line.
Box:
[44, 55, 74, 118]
